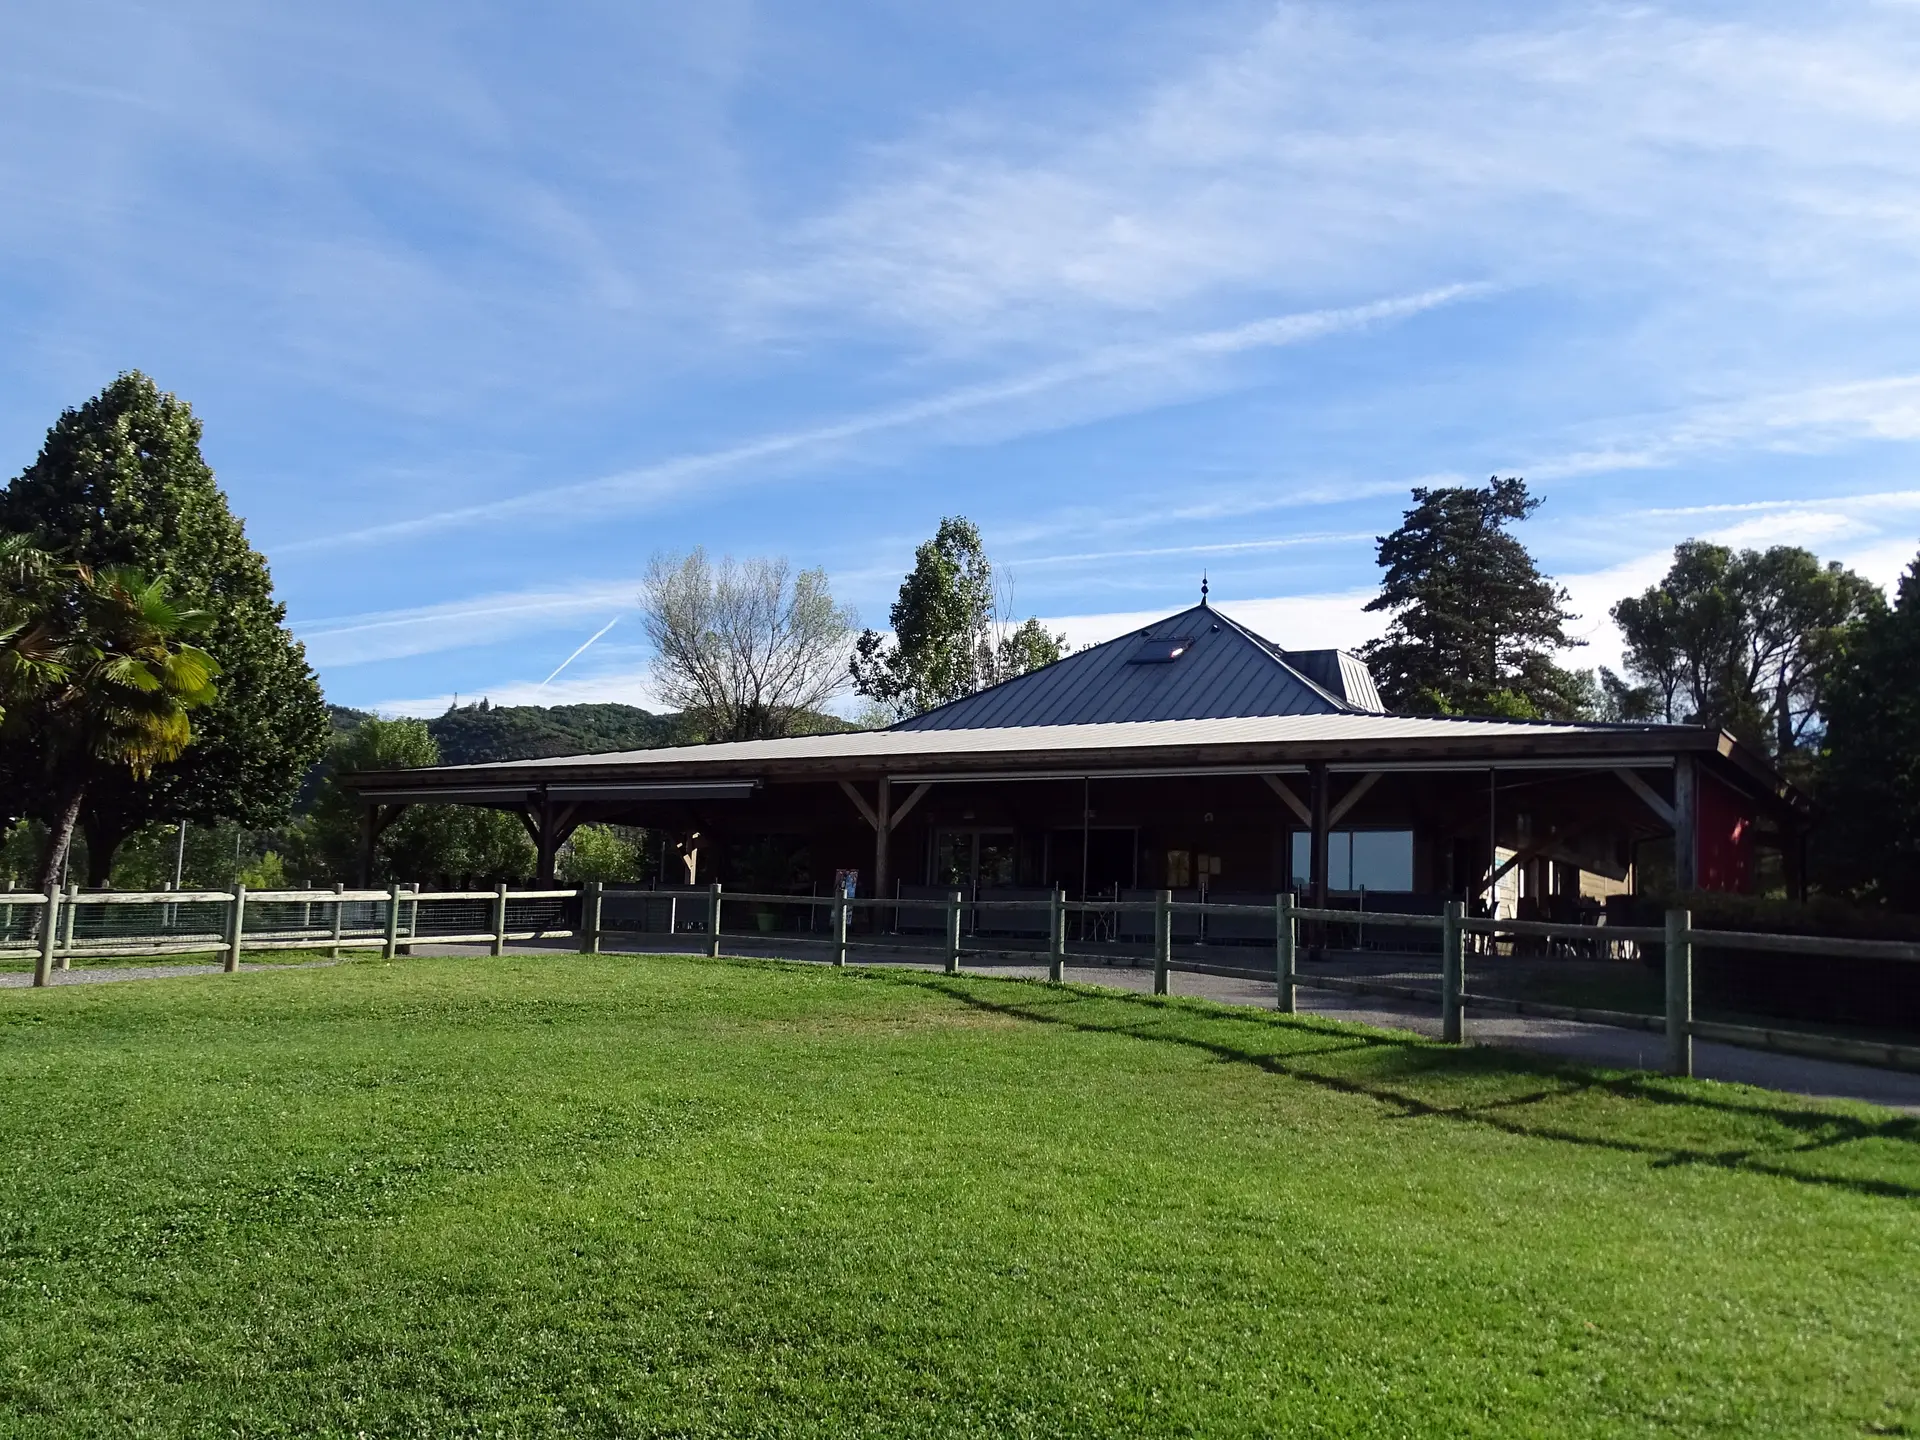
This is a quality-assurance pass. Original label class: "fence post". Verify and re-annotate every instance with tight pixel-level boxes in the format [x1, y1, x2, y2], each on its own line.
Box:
[330, 881, 345, 959]
[832, 893, 849, 968]
[491, 881, 508, 957]
[706, 883, 723, 959]
[34, 882, 58, 987]
[380, 883, 400, 959]
[1048, 888, 1066, 983]
[1665, 908, 1693, 1078]
[1440, 899, 1464, 1043]
[226, 883, 247, 973]
[397, 882, 418, 957]
[1275, 892, 1296, 1014]
[59, 880, 78, 970]
[1154, 888, 1172, 996]
[581, 880, 603, 955]
[945, 888, 963, 974]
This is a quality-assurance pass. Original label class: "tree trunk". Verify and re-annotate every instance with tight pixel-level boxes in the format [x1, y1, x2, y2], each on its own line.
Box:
[37, 781, 88, 894]
[81, 814, 129, 887]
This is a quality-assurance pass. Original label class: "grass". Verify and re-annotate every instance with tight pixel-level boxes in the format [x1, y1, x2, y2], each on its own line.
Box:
[0, 947, 378, 973]
[0, 953, 1916, 1438]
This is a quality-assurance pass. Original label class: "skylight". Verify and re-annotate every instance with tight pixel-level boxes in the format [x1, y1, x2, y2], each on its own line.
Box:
[1128, 636, 1192, 664]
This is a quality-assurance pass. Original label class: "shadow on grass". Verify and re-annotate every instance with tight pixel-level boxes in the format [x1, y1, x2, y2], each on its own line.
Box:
[869, 969, 1920, 1203]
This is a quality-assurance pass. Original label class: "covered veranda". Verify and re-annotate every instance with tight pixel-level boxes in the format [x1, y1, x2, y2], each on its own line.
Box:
[341, 714, 1803, 925]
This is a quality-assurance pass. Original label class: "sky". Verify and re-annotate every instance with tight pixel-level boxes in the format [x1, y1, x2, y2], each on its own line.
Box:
[4, 0, 1920, 717]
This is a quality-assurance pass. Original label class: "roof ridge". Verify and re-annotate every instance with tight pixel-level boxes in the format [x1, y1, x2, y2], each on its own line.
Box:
[1204, 605, 1362, 714]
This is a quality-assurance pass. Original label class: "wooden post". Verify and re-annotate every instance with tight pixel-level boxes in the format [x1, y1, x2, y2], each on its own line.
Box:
[1048, 888, 1066, 984]
[490, 881, 508, 957]
[59, 881, 78, 970]
[581, 880, 603, 955]
[385, 882, 403, 960]
[1665, 908, 1693, 1077]
[1673, 756, 1698, 895]
[1153, 888, 1172, 996]
[944, 888, 962, 974]
[706, 882, 723, 959]
[1275, 892, 1295, 1014]
[1441, 899, 1465, 1043]
[358, 806, 376, 887]
[1308, 761, 1329, 961]
[329, 881, 345, 959]
[225, 883, 247, 973]
[33, 882, 58, 987]
[832, 893, 849, 968]
[872, 778, 891, 922]
[399, 882, 418, 956]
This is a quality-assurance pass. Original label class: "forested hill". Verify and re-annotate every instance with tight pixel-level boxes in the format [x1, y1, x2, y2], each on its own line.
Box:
[323, 700, 859, 767]
[426, 703, 690, 765]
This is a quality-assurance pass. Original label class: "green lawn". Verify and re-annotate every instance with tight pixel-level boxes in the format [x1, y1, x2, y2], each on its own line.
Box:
[0, 954, 1915, 1438]
[0, 947, 377, 973]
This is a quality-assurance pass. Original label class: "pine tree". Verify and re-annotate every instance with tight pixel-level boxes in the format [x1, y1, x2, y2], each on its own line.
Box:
[1362, 477, 1584, 718]
[0, 373, 329, 880]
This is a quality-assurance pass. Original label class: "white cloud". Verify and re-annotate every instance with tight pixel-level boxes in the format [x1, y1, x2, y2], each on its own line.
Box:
[293, 580, 637, 667]
[762, 5, 1920, 352]
[277, 283, 1485, 552]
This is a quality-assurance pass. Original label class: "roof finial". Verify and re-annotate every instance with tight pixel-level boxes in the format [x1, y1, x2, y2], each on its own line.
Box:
[1200, 572, 1210, 605]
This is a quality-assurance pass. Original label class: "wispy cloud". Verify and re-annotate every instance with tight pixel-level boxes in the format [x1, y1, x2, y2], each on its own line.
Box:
[274, 283, 1487, 553]
[293, 579, 640, 667]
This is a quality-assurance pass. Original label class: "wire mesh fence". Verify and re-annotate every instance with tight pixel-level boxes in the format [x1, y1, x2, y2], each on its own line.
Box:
[6, 880, 1917, 1080]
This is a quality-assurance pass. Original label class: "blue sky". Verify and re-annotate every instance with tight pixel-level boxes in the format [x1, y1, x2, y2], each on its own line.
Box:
[5, 1, 1920, 715]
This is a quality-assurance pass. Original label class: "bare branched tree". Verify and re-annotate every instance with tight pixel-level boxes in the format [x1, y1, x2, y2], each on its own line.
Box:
[642, 549, 856, 742]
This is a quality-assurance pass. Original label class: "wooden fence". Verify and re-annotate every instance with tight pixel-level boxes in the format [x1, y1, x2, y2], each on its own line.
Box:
[6, 881, 1918, 1079]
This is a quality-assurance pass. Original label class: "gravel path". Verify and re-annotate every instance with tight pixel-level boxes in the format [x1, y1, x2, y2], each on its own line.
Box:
[9, 937, 1918, 1114]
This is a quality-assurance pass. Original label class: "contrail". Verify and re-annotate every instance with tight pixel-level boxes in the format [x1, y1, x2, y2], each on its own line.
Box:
[538, 615, 622, 690]
[279, 282, 1492, 553]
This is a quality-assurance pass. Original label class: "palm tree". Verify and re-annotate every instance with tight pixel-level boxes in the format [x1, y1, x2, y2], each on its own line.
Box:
[0, 560, 219, 891]
[0, 535, 60, 725]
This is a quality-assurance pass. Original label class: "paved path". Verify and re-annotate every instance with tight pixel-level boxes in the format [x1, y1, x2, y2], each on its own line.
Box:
[10, 938, 1919, 1114]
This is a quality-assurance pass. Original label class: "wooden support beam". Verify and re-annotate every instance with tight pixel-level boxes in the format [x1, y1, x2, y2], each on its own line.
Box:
[1262, 773, 1312, 827]
[874, 778, 891, 905]
[837, 779, 880, 831]
[1613, 767, 1675, 827]
[889, 781, 932, 830]
[1674, 755, 1698, 893]
[1327, 771, 1381, 828]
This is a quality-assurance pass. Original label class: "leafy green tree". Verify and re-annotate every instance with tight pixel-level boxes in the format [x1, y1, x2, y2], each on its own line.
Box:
[642, 549, 856, 742]
[0, 535, 60, 727]
[0, 564, 220, 890]
[1611, 541, 1881, 757]
[1817, 553, 1920, 909]
[0, 373, 329, 881]
[557, 825, 643, 883]
[1362, 478, 1584, 718]
[288, 717, 534, 885]
[851, 517, 1066, 719]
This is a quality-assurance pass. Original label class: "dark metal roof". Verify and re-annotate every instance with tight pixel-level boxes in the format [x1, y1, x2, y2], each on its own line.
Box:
[894, 603, 1384, 730]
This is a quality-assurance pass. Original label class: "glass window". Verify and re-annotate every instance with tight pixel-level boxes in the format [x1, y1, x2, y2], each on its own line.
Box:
[976, 834, 1016, 889]
[1290, 830, 1414, 892]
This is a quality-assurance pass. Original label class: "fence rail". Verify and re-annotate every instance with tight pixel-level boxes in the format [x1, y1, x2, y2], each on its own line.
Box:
[6, 880, 1918, 1077]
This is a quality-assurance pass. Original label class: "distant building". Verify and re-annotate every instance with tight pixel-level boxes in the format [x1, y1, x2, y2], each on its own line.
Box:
[344, 600, 1797, 916]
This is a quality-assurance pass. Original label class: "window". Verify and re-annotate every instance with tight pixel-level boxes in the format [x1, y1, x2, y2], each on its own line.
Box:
[933, 829, 1016, 890]
[1290, 830, 1414, 892]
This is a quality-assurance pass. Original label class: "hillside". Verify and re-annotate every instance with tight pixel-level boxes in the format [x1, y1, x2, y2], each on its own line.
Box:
[425, 702, 689, 765]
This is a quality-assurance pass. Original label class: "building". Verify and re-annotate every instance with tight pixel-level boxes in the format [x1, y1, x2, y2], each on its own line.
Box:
[341, 600, 1802, 917]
